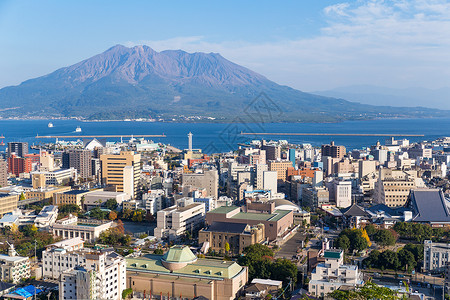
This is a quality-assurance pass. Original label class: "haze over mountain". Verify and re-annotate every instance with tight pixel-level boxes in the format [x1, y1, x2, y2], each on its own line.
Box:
[0, 45, 446, 122]
[314, 85, 450, 110]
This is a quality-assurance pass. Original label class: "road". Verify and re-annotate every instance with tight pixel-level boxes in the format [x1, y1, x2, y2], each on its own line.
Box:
[275, 232, 306, 259]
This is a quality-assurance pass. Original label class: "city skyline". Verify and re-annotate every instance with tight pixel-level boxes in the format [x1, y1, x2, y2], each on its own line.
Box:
[0, 0, 449, 92]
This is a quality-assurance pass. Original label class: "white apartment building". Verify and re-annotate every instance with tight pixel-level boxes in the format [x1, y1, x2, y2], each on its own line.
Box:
[43, 237, 86, 279]
[154, 197, 205, 240]
[143, 189, 164, 215]
[0, 244, 30, 283]
[45, 237, 126, 300]
[255, 164, 268, 190]
[334, 181, 352, 208]
[309, 249, 363, 298]
[263, 171, 278, 194]
[59, 251, 126, 300]
[423, 240, 450, 272]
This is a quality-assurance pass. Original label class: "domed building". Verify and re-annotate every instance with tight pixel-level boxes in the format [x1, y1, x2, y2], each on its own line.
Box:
[273, 199, 300, 212]
[126, 245, 248, 300]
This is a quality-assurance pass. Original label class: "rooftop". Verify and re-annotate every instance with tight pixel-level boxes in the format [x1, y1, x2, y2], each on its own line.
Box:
[208, 206, 239, 214]
[126, 254, 244, 280]
[203, 222, 249, 234]
[0, 254, 28, 262]
[63, 190, 90, 195]
[411, 189, 450, 223]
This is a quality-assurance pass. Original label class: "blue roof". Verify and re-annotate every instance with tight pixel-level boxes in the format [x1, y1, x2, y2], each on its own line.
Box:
[0, 214, 20, 223]
[11, 285, 43, 298]
[411, 189, 450, 223]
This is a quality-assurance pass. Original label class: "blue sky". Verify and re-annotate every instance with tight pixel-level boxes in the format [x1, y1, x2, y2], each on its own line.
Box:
[0, 0, 449, 91]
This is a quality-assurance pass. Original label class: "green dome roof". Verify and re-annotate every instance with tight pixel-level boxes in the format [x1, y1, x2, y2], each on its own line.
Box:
[162, 246, 197, 264]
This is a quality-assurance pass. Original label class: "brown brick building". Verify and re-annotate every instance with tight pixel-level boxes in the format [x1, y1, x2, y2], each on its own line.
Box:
[199, 222, 265, 255]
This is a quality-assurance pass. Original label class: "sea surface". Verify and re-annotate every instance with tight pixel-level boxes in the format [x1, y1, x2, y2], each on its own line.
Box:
[0, 118, 449, 153]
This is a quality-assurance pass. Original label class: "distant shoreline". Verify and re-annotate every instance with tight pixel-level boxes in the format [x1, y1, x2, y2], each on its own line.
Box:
[0, 115, 445, 124]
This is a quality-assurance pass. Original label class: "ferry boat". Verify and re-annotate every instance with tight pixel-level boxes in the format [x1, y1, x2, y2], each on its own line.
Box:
[48, 122, 54, 128]
[75, 126, 82, 132]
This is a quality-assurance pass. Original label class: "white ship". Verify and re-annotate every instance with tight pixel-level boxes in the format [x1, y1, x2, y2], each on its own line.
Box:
[48, 122, 53, 128]
[75, 126, 82, 132]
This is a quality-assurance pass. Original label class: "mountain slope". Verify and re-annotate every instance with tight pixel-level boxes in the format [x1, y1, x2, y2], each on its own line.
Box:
[0, 45, 446, 121]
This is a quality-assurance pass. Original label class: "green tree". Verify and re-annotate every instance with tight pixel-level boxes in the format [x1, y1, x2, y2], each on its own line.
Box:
[89, 207, 108, 220]
[238, 244, 274, 280]
[380, 250, 400, 270]
[271, 258, 298, 285]
[398, 248, 416, 272]
[105, 199, 118, 210]
[365, 224, 378, 237]
[336, 235, 350, 252]
[59, 204, 80, 214]
[154, 248, 164, 255]
[122, 288, 133, 299]
[363, 250, 381, 269]
[374, 229, 397, 247]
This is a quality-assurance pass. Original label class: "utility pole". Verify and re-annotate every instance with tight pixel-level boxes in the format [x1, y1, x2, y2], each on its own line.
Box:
[34, 240, 37, 264]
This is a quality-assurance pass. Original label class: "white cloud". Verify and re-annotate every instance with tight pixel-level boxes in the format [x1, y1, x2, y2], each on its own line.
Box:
[126, 0, 450, 91]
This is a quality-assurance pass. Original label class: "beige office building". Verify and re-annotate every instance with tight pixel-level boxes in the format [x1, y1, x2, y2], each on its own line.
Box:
[268, 160, 292, 181]
[26, 185, 71, 201]
[374, 169, 417, 207]
[0, 194, 18, 217]
[0, 160, 7, 187]
[100, 151, 141, 198]
[53, 189, 92, 207]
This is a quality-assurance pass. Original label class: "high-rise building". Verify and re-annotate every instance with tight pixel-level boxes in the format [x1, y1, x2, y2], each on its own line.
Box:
[7, 155, 33, 176]
[268, 160, 292, 181]
[374, 169, 417, 207]
[39, 151, 54, 172]
[182, 169, 219, 199]
[261, 145, 281, 161]
[63, 149, 92, 178]
[0, 160, 7, 187]
[321, 141, 346, 159]
[7, 142, 28, 157]
[100, 151, 141, 198]
[289, 149, 296, 167]
[263, 171, 278, 193]
[255, 164, 268, 190]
